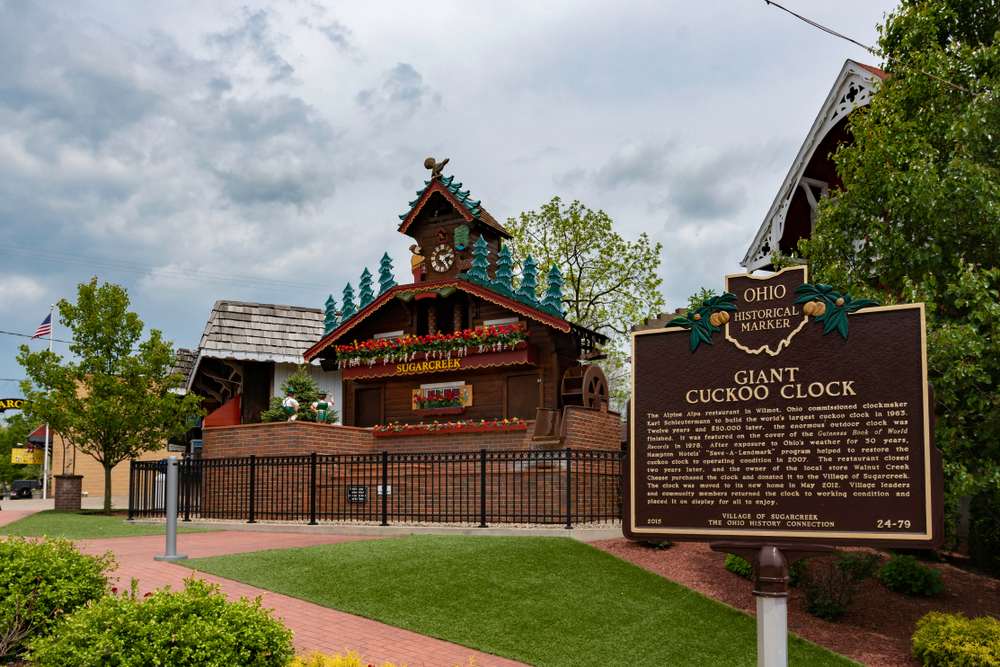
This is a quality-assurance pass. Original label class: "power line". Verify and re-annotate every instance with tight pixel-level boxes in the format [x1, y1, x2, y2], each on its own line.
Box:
[0, 244, 343, 298]
[0, 329, 72, 344]
[764, 0, 980, 98]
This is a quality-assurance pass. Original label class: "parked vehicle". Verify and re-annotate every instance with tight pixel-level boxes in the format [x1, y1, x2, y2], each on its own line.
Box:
[9, 480, 39, 500]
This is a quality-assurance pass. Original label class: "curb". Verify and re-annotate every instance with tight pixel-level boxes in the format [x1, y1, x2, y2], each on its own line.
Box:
[124, 519, 623, 542]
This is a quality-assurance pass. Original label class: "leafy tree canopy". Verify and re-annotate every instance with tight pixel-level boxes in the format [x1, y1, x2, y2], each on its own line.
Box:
[800, 0, 1000, 506]
[17, 279, 204, 513]
[506, 197, 664, 339]
[506, 197, 665, 414]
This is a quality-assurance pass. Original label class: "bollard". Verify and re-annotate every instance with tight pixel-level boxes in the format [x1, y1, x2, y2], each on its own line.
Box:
[154, 456, 188, 562]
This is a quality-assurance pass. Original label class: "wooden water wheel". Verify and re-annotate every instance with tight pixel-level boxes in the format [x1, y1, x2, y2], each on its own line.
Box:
[561, 364, 608, 409]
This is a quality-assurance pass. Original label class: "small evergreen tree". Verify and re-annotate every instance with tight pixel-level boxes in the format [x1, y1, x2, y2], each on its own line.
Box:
[341, 283, 356, 320]
[541, 264, 565, 316]
[259, 366, 337, 423]
[491, 243, 515, 296]
[467, 234, 490, 283]
[323, 295, 338, 335]
[378, 253, 397, 295]
[515, 254, 539, 304]
[358, 268, 374, 308]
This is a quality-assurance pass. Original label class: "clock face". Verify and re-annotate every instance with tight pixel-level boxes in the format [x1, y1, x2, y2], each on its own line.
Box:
[430, 244, 455, 272]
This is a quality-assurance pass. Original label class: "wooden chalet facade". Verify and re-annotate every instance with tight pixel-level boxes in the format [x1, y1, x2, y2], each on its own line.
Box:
[304, 165, 609, 428]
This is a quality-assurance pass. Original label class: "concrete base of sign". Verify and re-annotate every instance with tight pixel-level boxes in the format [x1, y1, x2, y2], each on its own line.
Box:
[757, 596, 788, 667]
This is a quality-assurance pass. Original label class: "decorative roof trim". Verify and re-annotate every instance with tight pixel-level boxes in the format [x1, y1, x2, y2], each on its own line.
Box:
[741, 60, 888, 272]
[303, 277, 583, 360]
[398, 178, 477, 235]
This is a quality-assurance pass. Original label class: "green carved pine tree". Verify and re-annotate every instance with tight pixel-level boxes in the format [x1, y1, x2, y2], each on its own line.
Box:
[341, 283, 356, 320]
[515, 255, 539, 305]
[378, 253, 397, 295]
[323, 295, 338, 334]
[491, 243, 515, 296]
[358, 268, 374, 308]
[541, 264, 565, 316]
[467, 234, 490, 283]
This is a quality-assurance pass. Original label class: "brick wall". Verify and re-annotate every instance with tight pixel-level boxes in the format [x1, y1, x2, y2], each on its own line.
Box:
[201, 408, 622, 458]
[50, 434, 170, 497]
[54, 475, 83, 511]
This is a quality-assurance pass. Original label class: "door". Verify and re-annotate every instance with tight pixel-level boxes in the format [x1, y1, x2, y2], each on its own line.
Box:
[355, 386, 382, 428]
[506, 374, 541, 421]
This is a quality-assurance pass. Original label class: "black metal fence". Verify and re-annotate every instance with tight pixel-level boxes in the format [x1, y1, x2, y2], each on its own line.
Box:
[129, 448, 624, 527]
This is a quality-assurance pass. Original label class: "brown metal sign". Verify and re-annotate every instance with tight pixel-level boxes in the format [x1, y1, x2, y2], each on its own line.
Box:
[626, 266, 944, 547]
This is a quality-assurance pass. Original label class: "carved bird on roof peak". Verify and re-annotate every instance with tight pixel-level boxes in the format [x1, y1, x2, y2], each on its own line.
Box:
[424, 157, 449, 180]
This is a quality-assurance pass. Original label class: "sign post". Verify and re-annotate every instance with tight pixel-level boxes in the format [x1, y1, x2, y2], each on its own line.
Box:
[626, 266, 943, 666]
[154, 456, 188, 562]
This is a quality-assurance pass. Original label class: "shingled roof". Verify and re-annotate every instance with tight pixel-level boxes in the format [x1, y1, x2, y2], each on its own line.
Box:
[170, 348, 198, 387]
[195, 300, 323, 365]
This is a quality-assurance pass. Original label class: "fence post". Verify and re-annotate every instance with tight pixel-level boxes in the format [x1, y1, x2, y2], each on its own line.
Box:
[181, 459, 191, 522]
[479, 449, 488, 528]
[248, 455, 257, 524]
[380, 451, 389, 526]
[565, 447, 573, 530]
[127, 461, 135, 521]
[309, 452, 318, 525]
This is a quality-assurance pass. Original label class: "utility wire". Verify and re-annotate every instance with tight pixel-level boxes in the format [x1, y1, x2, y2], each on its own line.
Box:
[0, 244, 340, 298]
[0, 329, 72, 344]
[764, 0, 981, 98]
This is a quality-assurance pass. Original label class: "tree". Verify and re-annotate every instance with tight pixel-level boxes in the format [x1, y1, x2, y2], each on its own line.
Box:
[341, 283, 357, 320]
[507, 197, 665, 415]
[799, 0, 1000, 517]
[0, 413, 39, 490]
[378, 253, 397, 295]
[515, 255, 539, 305]
[259, 366, 338, 424]
[16, 279, 204, 514]
[358, 268, 374, 309]
[491, 243, 516, 296]
[506, 197, 664, 339]
[323, 295, 338, 335]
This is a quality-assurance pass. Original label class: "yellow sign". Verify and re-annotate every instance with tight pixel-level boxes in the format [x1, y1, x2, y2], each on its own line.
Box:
[11, 448, 45, 465]
[0, 398, 28, 412]
[395, 358, 462, 375]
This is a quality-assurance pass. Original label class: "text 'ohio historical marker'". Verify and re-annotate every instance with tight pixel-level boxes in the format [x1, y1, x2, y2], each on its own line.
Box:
[626, 266, 943, 548]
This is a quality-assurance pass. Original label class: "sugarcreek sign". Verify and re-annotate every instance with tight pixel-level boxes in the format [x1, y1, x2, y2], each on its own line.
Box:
[0, 398, 28, 413]
[626, 266, 944, 548]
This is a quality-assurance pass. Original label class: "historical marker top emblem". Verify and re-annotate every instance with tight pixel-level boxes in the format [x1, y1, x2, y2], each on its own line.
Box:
[724, 266, 810, 357]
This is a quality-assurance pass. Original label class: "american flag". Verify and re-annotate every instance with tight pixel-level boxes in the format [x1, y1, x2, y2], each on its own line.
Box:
[31, 314, 52, 339]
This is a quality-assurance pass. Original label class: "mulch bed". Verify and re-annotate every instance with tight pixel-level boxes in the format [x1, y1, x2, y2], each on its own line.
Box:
[593, 538, 999, 667]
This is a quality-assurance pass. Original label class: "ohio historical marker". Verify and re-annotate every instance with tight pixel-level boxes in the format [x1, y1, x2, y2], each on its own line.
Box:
[626, 266, 943, 547]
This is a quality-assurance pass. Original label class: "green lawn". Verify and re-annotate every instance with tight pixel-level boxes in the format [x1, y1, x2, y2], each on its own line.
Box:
[0, 510, 218, 540]
[185, 535, 858, 667]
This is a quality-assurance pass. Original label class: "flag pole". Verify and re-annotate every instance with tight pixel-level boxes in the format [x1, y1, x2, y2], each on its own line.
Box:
[42, 304, 53, 501]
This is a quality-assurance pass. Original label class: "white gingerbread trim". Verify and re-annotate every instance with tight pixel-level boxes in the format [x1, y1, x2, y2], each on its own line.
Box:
[741, 60, 886, 273]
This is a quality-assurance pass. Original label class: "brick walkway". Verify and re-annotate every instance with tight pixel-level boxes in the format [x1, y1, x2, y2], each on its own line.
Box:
[2, 511, 527, 667]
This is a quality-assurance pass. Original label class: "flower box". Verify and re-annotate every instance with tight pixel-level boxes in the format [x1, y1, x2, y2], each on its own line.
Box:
[416, 406, 465, 417]
[372, 419, 528, 437]
[335, 323, 529, 367]
[341, 342, 538, 380]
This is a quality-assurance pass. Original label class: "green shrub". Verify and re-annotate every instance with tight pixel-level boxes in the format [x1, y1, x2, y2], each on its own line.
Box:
[28, 576, 294, 667]
[803, 549, 882, 622]
[878, 554, 945, 596]
[969, 493, 1000, 577]
[724, 554, 807, 586]
[725, 554, 754, 579]
[637, 540, 671, 550]
[0, 536, 115, 660]
[911, 612, 1000, 667]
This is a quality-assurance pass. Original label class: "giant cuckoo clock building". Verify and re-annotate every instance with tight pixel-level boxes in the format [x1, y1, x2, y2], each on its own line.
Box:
[200, 160, 621, 459]
[305, 159, 611, 431]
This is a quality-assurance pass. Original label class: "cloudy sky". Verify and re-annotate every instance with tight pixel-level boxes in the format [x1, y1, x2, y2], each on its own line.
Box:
[0, 0, 899, 393]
